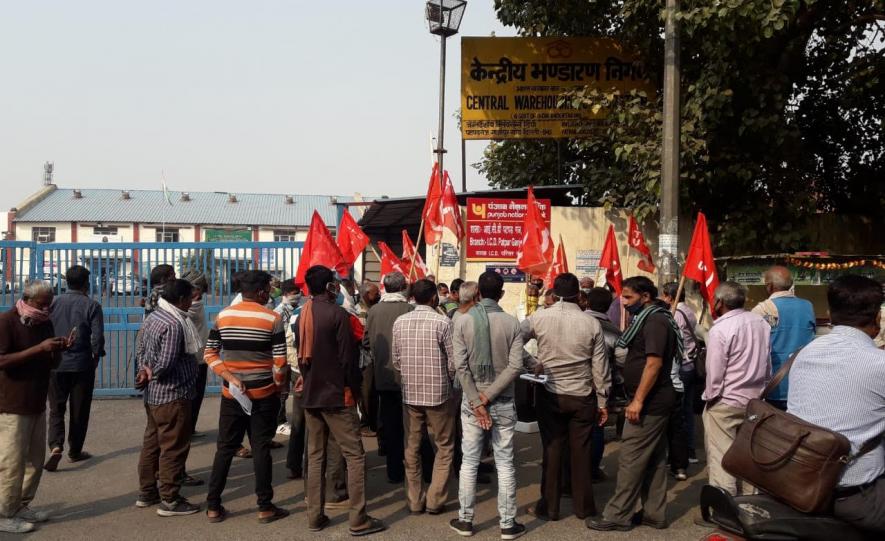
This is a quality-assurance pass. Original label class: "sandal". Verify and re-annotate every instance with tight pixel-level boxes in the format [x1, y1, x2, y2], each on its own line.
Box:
[258, 505, 290, 524]
[44, 449, 63, 472]
[207, 506, 227, 523]
[235, 447, 252, 459]
[350, 517, 386, 537]
[68, 451, 93, 463]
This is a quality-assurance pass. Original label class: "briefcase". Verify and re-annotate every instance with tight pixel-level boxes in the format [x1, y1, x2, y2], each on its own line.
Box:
[722, 348, 881, 514]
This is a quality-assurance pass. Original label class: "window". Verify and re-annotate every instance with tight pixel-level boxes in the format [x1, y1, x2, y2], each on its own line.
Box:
[156, 228, 179, 242]
[32, 227, 56, 243]
[93, 226, 118, 236]
[273, 229, 297, 242]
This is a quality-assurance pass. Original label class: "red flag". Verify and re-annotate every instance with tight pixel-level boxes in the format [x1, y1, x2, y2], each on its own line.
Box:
[423, 164, 464, 245]
[400, 230, 428, 281]
[599, 224, 623, 296]
[627, 215, 656, 273]
[515, 186, 554, 276]
[422, 163, 444, 245]
[683, 212, 720, 308]
[543, 235, 569, 290]
[377, 241, 406, 278]
[294, 211, 348, 293]
[439, 169, 464, 241]
[336, 209, 370, 267]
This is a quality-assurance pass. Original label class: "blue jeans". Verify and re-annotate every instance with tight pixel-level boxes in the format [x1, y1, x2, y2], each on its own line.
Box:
[458, 397, 517, 528]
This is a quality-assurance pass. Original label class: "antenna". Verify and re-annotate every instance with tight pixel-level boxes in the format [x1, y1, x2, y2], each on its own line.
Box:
[43, 162, 54, 186]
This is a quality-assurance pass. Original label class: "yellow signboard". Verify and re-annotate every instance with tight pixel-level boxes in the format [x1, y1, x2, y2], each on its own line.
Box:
[461, 37, 656, 140]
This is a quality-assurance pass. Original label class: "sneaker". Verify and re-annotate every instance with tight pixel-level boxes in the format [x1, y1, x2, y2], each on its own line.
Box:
[135, 494, 161, 508]
[15, 506, 49, 523]
[0, 517, 35, 534]
[449, 519, 474, 537]
[180, 473, 204, 487]
[157, 498, 201, 517]
[672, 469, 688, 481]
[276, 423, 291, 436]
[501, 522, 526, 540]
[44, 448, 63, 472]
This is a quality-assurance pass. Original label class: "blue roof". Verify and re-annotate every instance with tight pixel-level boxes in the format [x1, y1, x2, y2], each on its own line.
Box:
[15, 188, 351, 228]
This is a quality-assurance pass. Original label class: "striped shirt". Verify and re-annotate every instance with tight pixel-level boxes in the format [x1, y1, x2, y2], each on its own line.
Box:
[139, 310, 197, 406]
[392, 305, 455, 407]
[205, 300, 287, 400]
[787, 326, 885, 487]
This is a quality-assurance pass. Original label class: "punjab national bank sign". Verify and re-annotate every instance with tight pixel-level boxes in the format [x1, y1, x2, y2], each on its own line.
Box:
[461, 37, 656, 140]
[466, 197, 551, 262]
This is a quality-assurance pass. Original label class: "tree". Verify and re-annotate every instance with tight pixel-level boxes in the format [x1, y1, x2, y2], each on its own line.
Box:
[479, 0, 885, 254]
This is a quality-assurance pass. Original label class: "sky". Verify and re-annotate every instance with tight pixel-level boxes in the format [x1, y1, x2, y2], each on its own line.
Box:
[0, 1, 514, 214]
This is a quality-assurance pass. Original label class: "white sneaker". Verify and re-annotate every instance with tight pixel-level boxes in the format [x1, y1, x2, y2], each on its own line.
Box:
[276, 423, 291, 436]
[0, 517, 36, 533]
[16, 506, 49, 523]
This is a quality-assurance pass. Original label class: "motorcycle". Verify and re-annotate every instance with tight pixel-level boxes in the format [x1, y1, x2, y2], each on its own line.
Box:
[698, 485, 871, 541]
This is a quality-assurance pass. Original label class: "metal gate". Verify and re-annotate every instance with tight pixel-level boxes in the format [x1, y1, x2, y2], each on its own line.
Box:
[1, 240, 303, 396]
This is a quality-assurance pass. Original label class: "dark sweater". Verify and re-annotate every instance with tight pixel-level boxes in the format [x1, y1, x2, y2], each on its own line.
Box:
[0, 309, 57, 415]
[363, 301, 414, 392]
[296, 296, 361, 409]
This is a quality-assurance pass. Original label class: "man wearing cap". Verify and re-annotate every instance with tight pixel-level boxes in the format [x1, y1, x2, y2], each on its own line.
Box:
[520, 273, 610, 521]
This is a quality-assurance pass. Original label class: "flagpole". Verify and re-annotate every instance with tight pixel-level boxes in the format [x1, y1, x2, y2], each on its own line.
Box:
[409, 218, 426, 282]
[671, 274, 687, 315]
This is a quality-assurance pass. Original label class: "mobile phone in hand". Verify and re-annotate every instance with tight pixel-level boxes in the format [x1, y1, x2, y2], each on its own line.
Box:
[67, 327, 78, 345]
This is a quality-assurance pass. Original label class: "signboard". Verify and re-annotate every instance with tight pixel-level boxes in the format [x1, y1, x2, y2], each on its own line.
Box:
[439, 243, 460, 267]
[485, 264, 526, 283]
[461, 37, 656, 140]
[466, 197, 551, 262]
[204, 229, 251, 242]
[575, 249, 601, 276]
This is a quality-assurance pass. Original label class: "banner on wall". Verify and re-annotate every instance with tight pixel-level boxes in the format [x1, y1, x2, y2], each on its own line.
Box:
[466, 197, 551, 262]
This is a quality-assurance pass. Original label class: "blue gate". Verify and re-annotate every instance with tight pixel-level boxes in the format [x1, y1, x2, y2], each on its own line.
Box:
[0, 241, 304, 396]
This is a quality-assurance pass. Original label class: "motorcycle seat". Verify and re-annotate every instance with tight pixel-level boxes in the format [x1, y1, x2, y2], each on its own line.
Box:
[699, 485, 870, 541]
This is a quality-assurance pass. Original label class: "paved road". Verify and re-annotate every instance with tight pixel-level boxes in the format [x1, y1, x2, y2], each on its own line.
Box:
[12, 398, 717, 541]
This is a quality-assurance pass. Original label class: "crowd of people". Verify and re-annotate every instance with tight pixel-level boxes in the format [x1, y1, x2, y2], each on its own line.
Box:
[0, 261, 883, 537]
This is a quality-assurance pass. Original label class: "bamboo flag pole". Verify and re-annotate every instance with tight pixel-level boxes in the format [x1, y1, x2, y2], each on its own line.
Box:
[671, 274, 687, 315]
[367, 243, 382, 266]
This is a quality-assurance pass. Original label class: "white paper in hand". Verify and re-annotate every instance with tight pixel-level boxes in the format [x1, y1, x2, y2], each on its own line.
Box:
[229, 384, 252, 416]
[519, 373, 548, 385]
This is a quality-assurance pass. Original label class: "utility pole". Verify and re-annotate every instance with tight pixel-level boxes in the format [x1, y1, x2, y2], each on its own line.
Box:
[658, 0, 681, 284]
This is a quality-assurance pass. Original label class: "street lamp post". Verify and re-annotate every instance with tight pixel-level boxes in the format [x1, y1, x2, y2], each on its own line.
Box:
[659, 0, 681, 284]
[425, 0, 466, 190]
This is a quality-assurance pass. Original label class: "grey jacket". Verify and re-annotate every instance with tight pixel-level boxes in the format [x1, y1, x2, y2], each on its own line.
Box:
[363, 300, 414, 392]
[452, 302, 528, 408]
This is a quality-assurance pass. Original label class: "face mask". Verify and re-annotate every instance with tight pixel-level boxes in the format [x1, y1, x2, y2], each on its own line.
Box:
[625, 301, 645, 316]
[335, 291, 345, 306]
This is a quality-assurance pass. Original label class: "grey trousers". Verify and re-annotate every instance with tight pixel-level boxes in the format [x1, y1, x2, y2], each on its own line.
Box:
[834, 476, 885, 535]
[602, 413, 669, 525]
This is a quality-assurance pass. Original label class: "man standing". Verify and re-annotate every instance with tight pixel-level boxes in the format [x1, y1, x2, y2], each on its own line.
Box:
[363, 272, 413, 483]
[522, 273, 610, 522]
[450, 271, 528, 539]
[701, 281, 771, 499]
[391, 279, 456, 515]
[297, 266, 385, 536]
[751, 266, 815, 410]
[788, 275, 885, 534]
[584, 287, 625, 480]
[135, 279, 201, 517]
[45, 265, 104, 472]
[590, 277, 680, 532]
[0, 281, 67, 534]
[442, 278, 464, 316]
[357, 282, 380, 438]
[205, 270, 288, 524]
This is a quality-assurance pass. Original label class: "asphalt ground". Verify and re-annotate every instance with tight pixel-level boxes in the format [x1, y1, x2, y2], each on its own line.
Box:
[8, 397, 719, 541]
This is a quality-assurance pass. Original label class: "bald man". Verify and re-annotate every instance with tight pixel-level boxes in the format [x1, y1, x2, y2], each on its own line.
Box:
[751, 266, 816, 411]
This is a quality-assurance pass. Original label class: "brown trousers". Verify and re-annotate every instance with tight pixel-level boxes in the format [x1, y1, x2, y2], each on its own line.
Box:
[305, 406, 368, 529]
[403, 400, 455, 512]
[137, 399, 193, 501]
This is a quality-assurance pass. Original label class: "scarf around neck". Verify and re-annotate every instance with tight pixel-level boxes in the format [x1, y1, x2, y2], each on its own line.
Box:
[16, 298, 51, 326]
[297, 299, 315, 366]
[381, 291, 408, 303]
[158, 297, 203, 355]
[616, 304, 685, 362]
[468, 298, 503, 384]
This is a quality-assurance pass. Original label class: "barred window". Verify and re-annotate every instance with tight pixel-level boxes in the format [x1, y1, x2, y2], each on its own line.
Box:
[32, 227, 56, 243]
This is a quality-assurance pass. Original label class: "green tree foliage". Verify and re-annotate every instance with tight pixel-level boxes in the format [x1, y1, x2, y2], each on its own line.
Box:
[478, 0, 884, 254]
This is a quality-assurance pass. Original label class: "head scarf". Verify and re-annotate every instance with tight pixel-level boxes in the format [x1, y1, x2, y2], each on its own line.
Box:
[16, 298, 51, 326]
